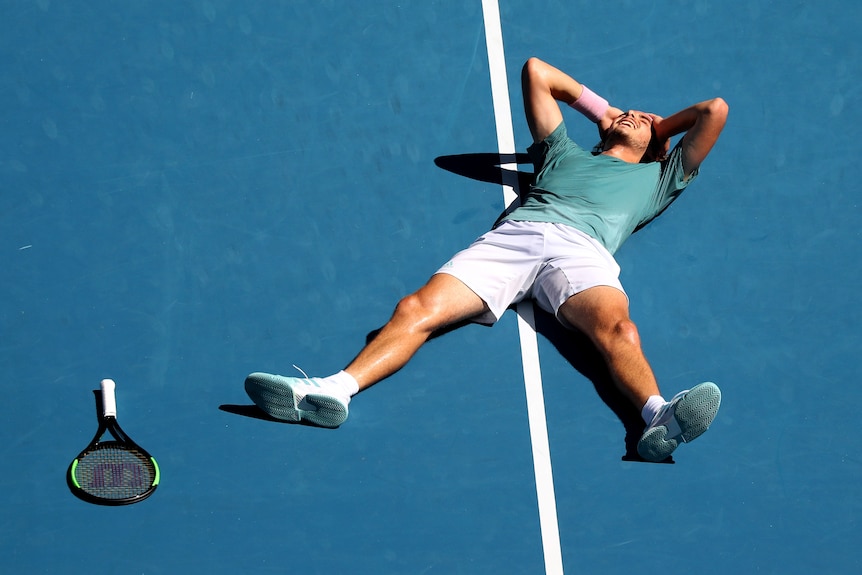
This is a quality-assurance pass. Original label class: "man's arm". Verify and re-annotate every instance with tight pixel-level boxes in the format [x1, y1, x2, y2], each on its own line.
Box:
[653, 98, 728, 177]
[521, 57, 622, 143]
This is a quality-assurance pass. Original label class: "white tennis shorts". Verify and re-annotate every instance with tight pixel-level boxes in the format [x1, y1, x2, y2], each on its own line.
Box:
[435, 220, 625, 325]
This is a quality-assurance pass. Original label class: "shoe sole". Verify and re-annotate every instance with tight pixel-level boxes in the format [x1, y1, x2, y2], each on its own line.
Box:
[637, 382, 721, 462]
[244, 372, 348, 428]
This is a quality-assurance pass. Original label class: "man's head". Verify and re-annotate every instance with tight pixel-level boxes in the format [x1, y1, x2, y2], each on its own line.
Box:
[600, 110, 669, 163]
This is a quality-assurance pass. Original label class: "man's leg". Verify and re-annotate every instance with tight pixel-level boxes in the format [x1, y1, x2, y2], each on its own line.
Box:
[557, 286, 659, 410]
[557, 286, 720, 461]
[245, 273, 489, 426]
[344, 273, 490, 390]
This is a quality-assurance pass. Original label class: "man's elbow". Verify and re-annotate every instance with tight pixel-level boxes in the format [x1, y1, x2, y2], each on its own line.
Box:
[707, 98, 729, 122]
[521, 57, 546, 82]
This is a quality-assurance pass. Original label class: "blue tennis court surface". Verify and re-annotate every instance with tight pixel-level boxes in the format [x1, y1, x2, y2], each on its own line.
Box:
[2, 1, 860, 573]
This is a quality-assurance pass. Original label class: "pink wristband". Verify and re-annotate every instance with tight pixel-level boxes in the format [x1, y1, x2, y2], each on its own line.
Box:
[570, 85, 609, 123]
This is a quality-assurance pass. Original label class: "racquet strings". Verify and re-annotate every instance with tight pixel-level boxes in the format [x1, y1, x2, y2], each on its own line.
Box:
[72, 442, 157, 500]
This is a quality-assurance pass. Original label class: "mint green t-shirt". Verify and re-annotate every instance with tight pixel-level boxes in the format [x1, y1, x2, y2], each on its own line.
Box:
[502, 121, 698, 255]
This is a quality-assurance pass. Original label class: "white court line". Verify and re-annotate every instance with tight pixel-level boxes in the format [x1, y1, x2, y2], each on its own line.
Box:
[480, 2, 564, 574]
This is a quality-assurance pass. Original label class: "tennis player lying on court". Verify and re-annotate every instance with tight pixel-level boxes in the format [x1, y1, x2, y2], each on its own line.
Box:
[244, 57, 728, 462]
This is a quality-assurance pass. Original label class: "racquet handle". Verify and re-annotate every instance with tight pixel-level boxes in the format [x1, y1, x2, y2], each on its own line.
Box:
[101, 378, 117, 418]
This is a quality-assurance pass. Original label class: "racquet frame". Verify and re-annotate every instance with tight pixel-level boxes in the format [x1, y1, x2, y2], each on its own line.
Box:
[67, 380, 160, 506]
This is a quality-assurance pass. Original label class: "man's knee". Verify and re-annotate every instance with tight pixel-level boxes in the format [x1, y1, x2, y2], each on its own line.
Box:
[392, 290, 446, 331]
[594, 317, 642, 352]
[393, 292, 427, 320]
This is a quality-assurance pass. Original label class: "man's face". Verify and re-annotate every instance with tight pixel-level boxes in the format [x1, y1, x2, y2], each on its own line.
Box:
[608, 110, 655, 146]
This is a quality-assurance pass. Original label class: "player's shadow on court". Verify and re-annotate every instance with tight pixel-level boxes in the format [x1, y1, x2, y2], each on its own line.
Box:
[530, 308, 672, 463]
[218, 403, 342, 429]
[363, 313, 669, 463]
[434, 152, 533, 218]
[434, 152, 533, 186]
[222, 153, 671, 457]
[434, 151, 671, 463]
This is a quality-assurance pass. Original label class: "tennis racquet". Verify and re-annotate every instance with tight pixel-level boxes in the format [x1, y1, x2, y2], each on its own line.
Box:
[67, 379, 160, 505]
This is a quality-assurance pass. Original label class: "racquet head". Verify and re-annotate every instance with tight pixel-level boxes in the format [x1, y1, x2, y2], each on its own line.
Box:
[67, 379, 160, 505]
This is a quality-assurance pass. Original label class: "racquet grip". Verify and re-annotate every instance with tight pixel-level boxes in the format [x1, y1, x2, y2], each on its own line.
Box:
[101, 378, 118, 418]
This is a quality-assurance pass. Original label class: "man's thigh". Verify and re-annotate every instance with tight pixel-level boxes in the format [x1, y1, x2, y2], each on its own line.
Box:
[556, 285, 631, 335]
[415, 272, 491, 327]
[435, 221, 546, 324]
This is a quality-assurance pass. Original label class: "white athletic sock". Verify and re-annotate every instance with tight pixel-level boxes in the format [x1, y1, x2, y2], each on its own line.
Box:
[324, 370, 360, 399]
[641, 395, 666, 425]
